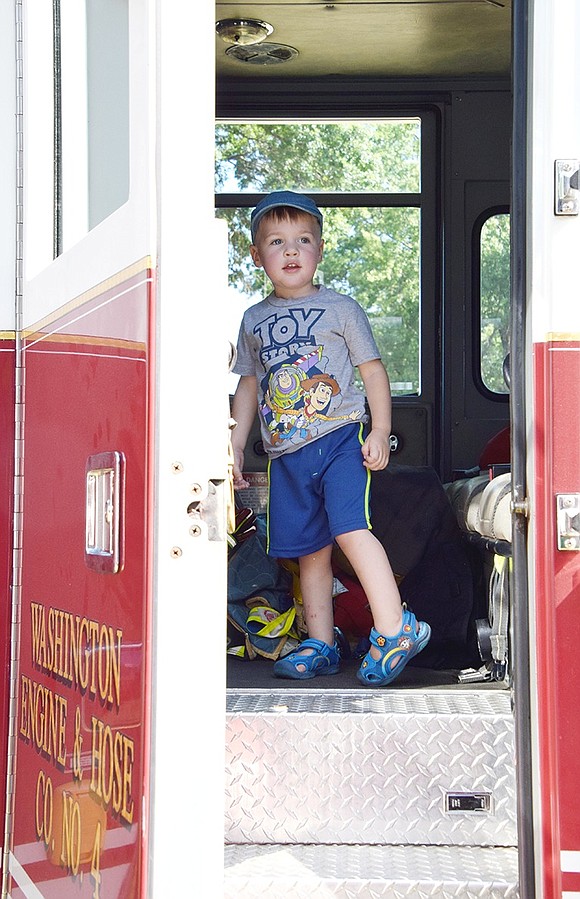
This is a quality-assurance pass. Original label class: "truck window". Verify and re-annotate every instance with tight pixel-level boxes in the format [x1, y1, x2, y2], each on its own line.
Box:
[479, 211, 510, 395]
[216, 120, 422, 396]
[25, 0, 129, 277]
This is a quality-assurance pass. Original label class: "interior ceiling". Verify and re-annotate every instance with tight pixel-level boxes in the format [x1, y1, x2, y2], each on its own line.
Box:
[215, 0, 512, 80]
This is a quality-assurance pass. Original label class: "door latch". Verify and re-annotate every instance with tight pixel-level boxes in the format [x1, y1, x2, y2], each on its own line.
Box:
[187, 479, 227, 542]
[555, 159, 579, 215]
[556, 494, 580, 551]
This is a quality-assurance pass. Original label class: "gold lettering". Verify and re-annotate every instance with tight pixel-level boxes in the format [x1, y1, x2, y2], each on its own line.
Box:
[60, 791, 81, 875]
[70, 614, 80, 686]
[18, 676, 68, 768]
[35, 770, 53, 845]
[19, 674, 30, 739]
[29, 605, 123, 705]
[97, 625, 110, 704]
[79, 618, 90, 690]
[109, 629, 122, 708]
[121, 734, 134, 824]
[62, 609, 70, 681]
[90, 717, 103, 796]
[54, 609, 64, 677]
[30, 603, 46, 669]
[47, 607, 55, 673]
[90, 717, 134, 823]
[112, 731, 122, 815]
[96, 625, 122, 707]
[89, 620, 99, 697]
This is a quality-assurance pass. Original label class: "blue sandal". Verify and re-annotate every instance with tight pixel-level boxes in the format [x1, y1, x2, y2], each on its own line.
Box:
[357, 608, 431, 687]
[273, 638, 340, 680]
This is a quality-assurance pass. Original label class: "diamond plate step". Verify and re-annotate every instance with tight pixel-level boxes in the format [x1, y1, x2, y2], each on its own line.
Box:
[226, 688, 516, 847]
[224, 844, 519, 898]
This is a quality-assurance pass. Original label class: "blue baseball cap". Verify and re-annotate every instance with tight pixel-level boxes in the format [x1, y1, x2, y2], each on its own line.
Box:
[250, 190, 323, 242]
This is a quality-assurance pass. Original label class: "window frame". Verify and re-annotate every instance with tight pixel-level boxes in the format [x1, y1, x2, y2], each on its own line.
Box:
[472, 205, 511, 401]
[215, 110, 439, 411]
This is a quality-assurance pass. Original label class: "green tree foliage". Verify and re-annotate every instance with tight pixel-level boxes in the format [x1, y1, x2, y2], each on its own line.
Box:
[216, 121, 421, 393]
[216, 123, 510, 395]
[215, 122, 420, 193]
[480, 214, 510, 393]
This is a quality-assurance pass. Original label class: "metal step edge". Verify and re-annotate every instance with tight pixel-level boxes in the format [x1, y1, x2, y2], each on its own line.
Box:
[226, 686, 513, 716]
[226, 687, 516, 847]
[224, 843, 519, 898]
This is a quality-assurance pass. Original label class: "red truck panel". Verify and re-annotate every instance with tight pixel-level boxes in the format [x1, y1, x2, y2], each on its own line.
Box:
[534, 338, 580, 898]
[8, 268, 153, 898]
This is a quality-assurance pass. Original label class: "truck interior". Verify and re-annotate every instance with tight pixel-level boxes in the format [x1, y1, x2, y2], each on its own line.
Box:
[219, 5, 529, 896]
[217, 0, 515, 691]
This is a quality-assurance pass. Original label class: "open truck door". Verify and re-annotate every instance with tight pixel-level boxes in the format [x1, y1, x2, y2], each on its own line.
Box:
[526, 1, 580, 895]
[3, 3, 227, 897]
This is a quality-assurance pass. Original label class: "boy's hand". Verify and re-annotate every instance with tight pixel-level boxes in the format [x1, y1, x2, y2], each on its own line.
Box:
[232, 445, 250, 490]
[361, 428, 391, 470]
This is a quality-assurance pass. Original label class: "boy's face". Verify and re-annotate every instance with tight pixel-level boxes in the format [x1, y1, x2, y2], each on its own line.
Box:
[250, 211, 324, 299]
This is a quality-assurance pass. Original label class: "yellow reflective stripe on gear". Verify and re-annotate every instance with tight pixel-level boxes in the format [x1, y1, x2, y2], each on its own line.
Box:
[247, 606, 296, 638]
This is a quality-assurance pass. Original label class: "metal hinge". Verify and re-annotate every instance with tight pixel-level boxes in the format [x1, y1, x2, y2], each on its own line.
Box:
[556, 494, 580, 551]
[555, 159, 579, 215]
[511, 497, 529, 518]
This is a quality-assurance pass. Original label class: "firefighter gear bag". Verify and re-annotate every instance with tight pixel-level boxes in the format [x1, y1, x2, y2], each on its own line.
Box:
[227, 514, 292, 605]
[334, 464, 484, 670]
[227, 514, 296, 659]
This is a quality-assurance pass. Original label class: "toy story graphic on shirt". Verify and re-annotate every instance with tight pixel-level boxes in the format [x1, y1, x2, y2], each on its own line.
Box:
[260, 346, 363, 446]
[254, 305, 325, 366]
[236, 290, 379, 456]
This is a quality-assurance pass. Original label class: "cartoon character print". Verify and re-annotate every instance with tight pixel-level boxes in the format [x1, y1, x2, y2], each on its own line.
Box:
[261, 350, 362, 446]
[260, 347, 321, 443]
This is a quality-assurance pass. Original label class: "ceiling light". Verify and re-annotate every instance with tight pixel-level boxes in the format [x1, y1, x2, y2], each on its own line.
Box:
[215, 18, 274, 46]
[226, 43, 299, 66]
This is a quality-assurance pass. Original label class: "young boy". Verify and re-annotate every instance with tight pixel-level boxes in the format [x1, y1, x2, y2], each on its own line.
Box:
[231, 190, 430, 685]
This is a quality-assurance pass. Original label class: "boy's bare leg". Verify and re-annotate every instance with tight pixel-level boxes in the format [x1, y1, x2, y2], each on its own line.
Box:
[294, 544, 335, 666]
[335, 529, 403, 658]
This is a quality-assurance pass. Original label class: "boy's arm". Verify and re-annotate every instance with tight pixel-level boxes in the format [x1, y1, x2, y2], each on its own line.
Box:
[358, 358, 392, 470]
[231, 375, 258, 489]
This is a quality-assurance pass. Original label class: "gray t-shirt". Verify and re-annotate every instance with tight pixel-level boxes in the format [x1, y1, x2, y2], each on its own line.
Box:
[233, 286, 381, 458]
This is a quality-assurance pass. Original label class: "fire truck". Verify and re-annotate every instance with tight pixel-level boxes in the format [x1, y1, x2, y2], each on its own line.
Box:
[0, 1, 579, 897]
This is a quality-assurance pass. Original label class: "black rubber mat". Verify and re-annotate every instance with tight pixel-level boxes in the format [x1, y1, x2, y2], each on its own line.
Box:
[226, 654, 461, 690]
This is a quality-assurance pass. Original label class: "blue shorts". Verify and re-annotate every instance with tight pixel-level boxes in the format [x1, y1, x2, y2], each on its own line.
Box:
[267, 423, 372, 558]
